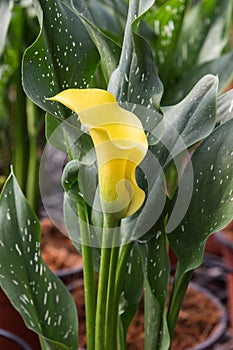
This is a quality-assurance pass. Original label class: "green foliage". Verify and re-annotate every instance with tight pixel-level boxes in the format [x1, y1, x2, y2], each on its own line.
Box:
[108, 0, 163, 110]
[145, 0, 233, 104]
[1, 0, 233, 349]
[168, 118, 233, 273]
[22, 0, 100, 118]
[0, 171, 78, 350]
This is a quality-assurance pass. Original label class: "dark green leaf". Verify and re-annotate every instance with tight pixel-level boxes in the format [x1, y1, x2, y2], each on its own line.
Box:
[119, 244, 143, 343]
[137, 228, 170, 350]
[22, 0, 100, 117]
[216, 89, 233, 124]
[164, 49, 233, 104]
[0, 172, 78, 350]
[108, 0, 163, 111]
[71, 0, 122, 81]
[159, 74, 218, 165]
[167, 118, 233, 274]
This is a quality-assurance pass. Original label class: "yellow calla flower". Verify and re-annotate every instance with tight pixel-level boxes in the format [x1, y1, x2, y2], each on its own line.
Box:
[50, 89, 148, 219]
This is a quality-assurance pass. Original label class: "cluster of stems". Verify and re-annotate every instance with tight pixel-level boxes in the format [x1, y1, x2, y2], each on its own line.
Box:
[77, 203, 133, 350]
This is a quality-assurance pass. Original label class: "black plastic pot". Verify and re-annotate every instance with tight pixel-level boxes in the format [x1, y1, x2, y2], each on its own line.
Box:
[0, 329, 33, 350]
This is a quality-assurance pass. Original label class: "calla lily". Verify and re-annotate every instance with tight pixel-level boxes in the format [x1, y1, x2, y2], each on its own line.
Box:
[50, 89, 148, 219]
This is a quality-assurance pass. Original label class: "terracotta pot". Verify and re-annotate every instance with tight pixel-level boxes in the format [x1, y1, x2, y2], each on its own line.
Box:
[216, 227, 233, 343]
[205, 234, 223, 256]
[0, 289, 41, 350]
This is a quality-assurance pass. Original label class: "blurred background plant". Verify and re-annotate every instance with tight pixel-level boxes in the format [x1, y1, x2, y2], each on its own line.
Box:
[0, 0, 43, 210]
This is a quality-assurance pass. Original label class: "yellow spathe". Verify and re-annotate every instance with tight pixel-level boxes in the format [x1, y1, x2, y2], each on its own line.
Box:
[50, 88, 148, 218]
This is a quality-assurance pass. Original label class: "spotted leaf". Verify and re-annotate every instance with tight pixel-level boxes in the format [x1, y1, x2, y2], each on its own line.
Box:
[108, 0, 163, 111]
[156, 74, 218, 166]
[71, 0, 123, 81]
[137, 227, 170, 350]
[118, 244, 144, 348]
[0, 171, 78, 350]
[167, 118, 233, 274]
[217, 89, 233, 124]
[22, 0, 99, 118]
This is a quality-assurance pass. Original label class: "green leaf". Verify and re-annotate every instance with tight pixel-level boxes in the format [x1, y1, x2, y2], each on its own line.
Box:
[0, 0, 13, 56]
[137, 228, 170, 350]
[108, 0, 163, 111]
[145, 0, 189, 86]
[216, 89, 233, 124]
[71, 0, 122, 82]
[63, 194, 101, 271]
[72, 0, 127, 41]
[173, 0, 233, 76]
[119, 244, 143, 343]
[164, 50, 233, 104]
[167, 118, 233, 274]
[159, 74, 218, 165]
[0, 172, 78, 350]
[62, 160, 97, 206]
[22, 0, 100, 117]
[62, 160, 101, 265]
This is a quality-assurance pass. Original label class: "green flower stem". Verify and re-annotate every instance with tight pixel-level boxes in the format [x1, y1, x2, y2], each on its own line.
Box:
[167, 266, 193, 343]
[26, 99, 40, 211]
[105, 241, 120, 350]
[77, 203, 96, 350]
[95, 214, 119, 350]
[38, 335, 47, 350]
[113, 242, 134, 350]
[12, 69, 28, 191]
[26, 133, 38, 211]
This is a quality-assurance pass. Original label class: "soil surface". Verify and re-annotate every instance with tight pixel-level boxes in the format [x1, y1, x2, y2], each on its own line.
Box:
[71, 282, 224, 350]
[39, 218, 230, 349]
[40, 218, 83, 272]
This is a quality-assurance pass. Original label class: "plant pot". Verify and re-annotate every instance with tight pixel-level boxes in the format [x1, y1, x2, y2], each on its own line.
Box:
[0, 289, 41, 350]
[205, 234, 223, 256]
[216, 224, 233, 342]
[72, 280, 227, 350]
[40, 217, 83, 291]
[0, 329, 33, 350]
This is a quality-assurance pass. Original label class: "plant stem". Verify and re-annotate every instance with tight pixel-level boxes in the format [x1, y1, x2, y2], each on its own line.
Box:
[113, 242, 134, 350]
[26, 99, 42, 211]
[38, 335, 47, 350]
[105, 242, 120, 350]
[77, 203, 96, 350]
[12, 68, 28, 190]
[167, 266, 193, 344]
[95, 214, 119, 350]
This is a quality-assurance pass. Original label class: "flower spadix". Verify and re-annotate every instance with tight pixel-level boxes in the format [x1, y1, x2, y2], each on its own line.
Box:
[50, 89, 148, 219]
